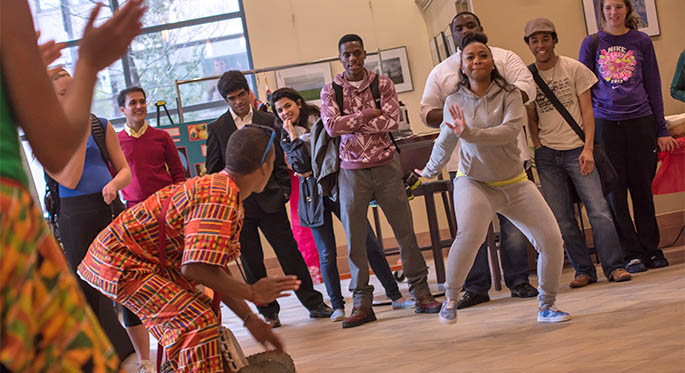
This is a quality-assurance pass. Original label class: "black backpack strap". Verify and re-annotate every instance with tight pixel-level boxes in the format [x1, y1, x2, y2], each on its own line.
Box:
[590, 33, 599, 61]
[332, 82, 344, 115]
[90, 114, 113, 168]
[528, 63, 586, 142]
[369, 74, 381, 110]
[370, 74, 401, 153]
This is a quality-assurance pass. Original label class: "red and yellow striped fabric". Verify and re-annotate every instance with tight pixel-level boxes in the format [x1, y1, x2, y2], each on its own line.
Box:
[78, 172, 244, 372]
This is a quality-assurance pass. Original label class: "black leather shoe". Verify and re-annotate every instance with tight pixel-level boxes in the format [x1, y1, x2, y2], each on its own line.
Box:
[510, 283, 539, 298]
[309, 303, 333, 318]
[456, 291, 490, 309]
[264, 314, 281, 328]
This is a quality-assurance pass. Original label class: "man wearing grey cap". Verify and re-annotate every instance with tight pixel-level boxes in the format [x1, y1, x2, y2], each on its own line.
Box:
[523, 18, 632, 288]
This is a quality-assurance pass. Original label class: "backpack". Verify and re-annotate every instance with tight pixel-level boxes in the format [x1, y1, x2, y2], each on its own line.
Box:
[331, 74, 401, 153]
[44, 115, 120, 224]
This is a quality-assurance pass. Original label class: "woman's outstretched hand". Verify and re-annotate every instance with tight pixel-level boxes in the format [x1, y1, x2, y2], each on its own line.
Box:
[444, 104, 466, 136]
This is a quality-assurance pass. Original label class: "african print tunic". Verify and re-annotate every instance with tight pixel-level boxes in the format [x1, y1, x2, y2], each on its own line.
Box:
[78, 172, 244, 299]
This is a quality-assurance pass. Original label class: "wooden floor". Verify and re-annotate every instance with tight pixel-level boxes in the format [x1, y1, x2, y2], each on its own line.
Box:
[230, 247, 684, 373]
[124, 246, 685, 372]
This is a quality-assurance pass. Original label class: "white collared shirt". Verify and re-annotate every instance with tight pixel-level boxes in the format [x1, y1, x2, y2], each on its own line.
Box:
[420, 46, 536, 168]
[124, 121, 148, 138]
[229, 106, 254, 129]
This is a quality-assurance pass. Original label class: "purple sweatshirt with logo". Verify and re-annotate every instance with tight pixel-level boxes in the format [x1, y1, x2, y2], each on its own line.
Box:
[320, 69, 400, 170]
[578, 29, 668, 137]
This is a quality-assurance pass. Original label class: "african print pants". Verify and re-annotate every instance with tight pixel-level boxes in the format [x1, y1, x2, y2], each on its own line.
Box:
[0, 177, 119, 372]
[117, 270, 223, 372]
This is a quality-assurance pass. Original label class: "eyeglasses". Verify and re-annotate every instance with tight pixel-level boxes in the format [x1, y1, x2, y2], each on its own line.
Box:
[243, 124, 276, 165]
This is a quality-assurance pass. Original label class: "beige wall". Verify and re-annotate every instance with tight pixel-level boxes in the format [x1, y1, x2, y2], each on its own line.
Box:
[243, 0, 684, 257]
[243, 0, 445, 256]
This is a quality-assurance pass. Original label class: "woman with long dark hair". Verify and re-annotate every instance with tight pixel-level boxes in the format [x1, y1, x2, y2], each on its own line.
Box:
[418, 33, 569, 325]
[578, 0, 678, 273]
[271, 88, 413, 322]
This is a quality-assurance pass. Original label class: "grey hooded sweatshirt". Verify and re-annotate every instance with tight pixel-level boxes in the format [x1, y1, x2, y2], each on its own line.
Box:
[423, 82, 525, 183]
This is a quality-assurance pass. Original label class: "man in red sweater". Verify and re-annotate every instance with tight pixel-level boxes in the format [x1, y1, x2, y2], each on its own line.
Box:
[117, 86, 186, 208]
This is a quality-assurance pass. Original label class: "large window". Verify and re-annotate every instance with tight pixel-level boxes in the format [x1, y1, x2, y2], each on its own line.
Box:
[25, 0, 253, 210]
[30, 0, 253, 126]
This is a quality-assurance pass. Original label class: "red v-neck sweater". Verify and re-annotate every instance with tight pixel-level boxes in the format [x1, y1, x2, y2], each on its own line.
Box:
[118, 126, 186, 207]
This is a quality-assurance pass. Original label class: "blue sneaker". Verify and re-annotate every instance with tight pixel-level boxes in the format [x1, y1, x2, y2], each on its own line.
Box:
[626, 259, 648, 273]
[537, 306, 571, 323]
[439, 299, 457, 325]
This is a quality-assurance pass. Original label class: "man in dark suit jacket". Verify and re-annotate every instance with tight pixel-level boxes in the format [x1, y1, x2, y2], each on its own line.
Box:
[206, 70, 331, 327]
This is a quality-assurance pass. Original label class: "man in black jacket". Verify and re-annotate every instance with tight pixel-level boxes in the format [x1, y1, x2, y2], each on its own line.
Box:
[206, 70, 331, 327]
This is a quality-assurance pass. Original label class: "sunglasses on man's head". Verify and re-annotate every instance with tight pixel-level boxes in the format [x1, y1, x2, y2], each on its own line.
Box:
[243, 124, 276, 165]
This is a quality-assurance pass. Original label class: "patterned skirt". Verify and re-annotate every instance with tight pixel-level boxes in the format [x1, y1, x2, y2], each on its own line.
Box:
[0, 177, 119, 372]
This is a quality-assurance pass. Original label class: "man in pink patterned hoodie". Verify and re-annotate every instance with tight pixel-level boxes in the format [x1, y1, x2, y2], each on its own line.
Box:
[320, 34, 441, 328]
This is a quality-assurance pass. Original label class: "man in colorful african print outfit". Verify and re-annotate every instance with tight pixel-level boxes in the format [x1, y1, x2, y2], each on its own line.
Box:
[78, 127, 301, 372]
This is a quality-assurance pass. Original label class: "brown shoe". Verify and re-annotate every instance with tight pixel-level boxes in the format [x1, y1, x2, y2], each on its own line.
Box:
[610, 268, 632, 282]
[415, 295, 441, 314]
[569, 274, 595, 288]
[342, 307, 376, 329]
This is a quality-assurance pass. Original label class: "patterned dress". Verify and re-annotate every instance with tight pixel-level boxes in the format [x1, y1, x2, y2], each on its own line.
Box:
[78, 172, 244, 372]
[0, 75, 119, 371]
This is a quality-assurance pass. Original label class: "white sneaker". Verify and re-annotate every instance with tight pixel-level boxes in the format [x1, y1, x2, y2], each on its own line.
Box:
[330, 308, 345, 322]
[136, 360, 155, 373]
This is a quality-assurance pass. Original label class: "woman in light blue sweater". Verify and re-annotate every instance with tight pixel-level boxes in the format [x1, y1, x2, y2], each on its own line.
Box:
[417, 33, 570, 325]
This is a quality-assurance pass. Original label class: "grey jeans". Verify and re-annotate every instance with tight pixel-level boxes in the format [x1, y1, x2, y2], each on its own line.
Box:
[339, 158, 431, 308]
[446, 177, 564, 309]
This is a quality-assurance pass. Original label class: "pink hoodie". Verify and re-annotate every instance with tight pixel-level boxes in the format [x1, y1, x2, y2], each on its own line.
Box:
[320, 69, 400, 170]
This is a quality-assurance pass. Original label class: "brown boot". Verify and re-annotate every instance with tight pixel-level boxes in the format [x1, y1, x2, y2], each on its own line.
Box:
[342, 307, 376, 329]
[569, 274, 594, 288]
[610, 268, 632, 282]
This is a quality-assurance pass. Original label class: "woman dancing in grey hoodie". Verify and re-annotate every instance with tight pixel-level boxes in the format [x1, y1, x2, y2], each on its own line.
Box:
[417, 33, 570, 325]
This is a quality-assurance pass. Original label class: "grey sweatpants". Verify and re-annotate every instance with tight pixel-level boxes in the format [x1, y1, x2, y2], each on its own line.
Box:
[447, 177, 564, 309]
[339, 158, 431, 308]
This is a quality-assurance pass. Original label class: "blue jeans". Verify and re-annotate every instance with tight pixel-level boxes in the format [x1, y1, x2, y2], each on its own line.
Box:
[449, 172, 531, 294]
[309, 196, 402, 310]
[535, 146, 624, 280]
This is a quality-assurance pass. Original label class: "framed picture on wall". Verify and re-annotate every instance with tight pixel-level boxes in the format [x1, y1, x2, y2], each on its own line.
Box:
[364, 47, 414, 93]
[434, 34, 445, 62]
[443, 26, 456, 56]
[275, 62, 333, 106]
[582, 0, 660, 36]
[429, 37, 440, 66]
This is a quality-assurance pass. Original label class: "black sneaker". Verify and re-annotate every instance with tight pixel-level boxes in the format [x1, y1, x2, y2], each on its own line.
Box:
[645, 255, 669, 269]
[456, 291, 490, 309]
[510, 283, 538, 298]
[309, 303, 333, 318]
[264, 314, 281, 328]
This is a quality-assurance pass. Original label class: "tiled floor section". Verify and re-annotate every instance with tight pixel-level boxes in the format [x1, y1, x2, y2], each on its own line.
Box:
[125, 246, 685, 372]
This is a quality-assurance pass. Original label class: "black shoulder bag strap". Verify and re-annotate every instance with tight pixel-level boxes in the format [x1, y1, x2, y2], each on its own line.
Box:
[90, 114, 114, 166]
[528, 63, 586, 142]
[89, 114, 125, 217]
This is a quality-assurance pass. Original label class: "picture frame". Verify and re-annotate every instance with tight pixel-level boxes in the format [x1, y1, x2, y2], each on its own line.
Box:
[582, 0, 660, 36]
[433, 35, 444, 62]
[429, 37, 440, 66]
[364, 46, 414, 93]
[443, 26, 456, 56]
[275, 62, 333, 106]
